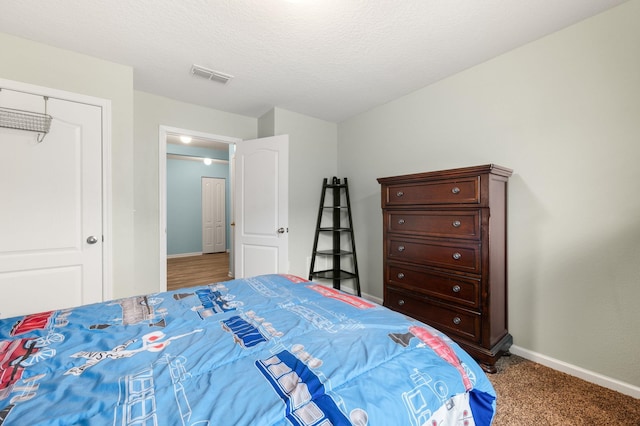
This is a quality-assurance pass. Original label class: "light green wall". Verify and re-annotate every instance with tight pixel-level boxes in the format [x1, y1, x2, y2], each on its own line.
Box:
[133, 91, 257, 294]
[338, 1, 640, 387]
[260, 108, 339, 278]
[0, 32, 135, 299]
[258, 108, 276, 138]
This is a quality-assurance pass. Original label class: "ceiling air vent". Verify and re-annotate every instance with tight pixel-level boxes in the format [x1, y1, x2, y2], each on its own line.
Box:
[190, 64, 234, 84]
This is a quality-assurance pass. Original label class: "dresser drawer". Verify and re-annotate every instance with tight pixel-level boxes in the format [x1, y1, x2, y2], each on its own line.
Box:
[387, 238, 480, 273]
[385, 210, 481, 240]
[385, 287, 481, 342]
[383, 177, 479, 207]
[386, 262, 480, 309]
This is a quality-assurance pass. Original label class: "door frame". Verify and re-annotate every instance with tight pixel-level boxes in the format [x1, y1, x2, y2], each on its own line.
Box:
[0, 78, 113, 301]
[158, 126, 240, 291]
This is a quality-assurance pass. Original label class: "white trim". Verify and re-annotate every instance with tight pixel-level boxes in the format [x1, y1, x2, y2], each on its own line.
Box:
[510, 345, 640, 399]
[362, 292, 383, 305]
[159, 126, 168, 293]
[167, 252, 203, 259]
[100, 99, 113, 302]
[162, 125, 241, 145]
[159, 125, 241, 293]
[167, 153, 229, 165]
[0, 78, 113, 303]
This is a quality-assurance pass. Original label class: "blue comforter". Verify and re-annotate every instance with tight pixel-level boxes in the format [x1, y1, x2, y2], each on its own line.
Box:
[0, 274, 496, 425]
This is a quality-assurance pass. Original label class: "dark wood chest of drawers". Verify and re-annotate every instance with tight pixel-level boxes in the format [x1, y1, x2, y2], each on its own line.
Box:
[378, 164, 512, 372]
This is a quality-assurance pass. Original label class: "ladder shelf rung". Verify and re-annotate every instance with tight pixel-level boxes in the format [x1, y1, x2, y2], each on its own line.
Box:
[314, 249, 353, 256]
[310, 270, 358, 280]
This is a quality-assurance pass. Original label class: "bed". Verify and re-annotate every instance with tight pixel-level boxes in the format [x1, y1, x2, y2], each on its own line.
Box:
[0, 274, 496, 425]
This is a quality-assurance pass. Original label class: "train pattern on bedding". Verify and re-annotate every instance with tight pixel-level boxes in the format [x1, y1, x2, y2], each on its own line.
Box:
[0, 274, 496, 425]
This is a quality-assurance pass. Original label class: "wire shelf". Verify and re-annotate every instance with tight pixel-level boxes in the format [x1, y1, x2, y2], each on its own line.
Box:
[0, 106, 52, 134]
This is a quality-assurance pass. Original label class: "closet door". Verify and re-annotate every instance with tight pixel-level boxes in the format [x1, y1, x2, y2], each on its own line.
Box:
[202, 177, 226, 254]
[0, 85, 104, 318]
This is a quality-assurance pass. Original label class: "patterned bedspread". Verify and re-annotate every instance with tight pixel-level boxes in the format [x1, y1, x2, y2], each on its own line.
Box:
[0, 274, 496, 425]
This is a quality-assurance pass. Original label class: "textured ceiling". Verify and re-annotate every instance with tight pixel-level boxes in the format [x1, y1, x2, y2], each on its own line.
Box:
[0, 0, 628, 122]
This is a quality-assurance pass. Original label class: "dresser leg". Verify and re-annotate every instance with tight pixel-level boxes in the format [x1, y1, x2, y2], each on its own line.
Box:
[480, 362, 498, 374]
[454, 333, 512, 374]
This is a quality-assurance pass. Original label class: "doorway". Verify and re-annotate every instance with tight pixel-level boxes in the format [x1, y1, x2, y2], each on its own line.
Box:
[159, 126, 238, 290]
[159, 128, 290, 291]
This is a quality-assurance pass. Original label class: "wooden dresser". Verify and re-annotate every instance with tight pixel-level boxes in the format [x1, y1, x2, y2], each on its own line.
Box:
[377, 164, 512, 372]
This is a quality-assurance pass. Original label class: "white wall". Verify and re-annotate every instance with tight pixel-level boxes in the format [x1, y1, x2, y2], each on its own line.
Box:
[338, 1, 640, 388]
[0, 32, 136, 299]
[259, 108, 339, 278]
[133, 91, 257, 295]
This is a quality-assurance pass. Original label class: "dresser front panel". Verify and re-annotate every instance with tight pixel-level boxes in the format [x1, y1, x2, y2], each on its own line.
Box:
[383, 177, 480, 207]
[385, 210, 481, 240]
[386, 262, 480, 309]
[387, 238, 481, 273]
[385, 287, 481, 342]
[378, 165, 512, 371]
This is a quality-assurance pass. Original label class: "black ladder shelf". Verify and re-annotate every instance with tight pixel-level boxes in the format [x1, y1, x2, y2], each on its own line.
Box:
[309, 177, 361, 296]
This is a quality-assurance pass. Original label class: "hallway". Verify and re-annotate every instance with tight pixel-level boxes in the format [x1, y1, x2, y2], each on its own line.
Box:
[167, 253, 231, 291]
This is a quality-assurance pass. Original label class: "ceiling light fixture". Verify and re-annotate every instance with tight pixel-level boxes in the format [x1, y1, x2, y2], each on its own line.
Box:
[203, 158, 213, 166]
[179, 135, 192, 144]
[190, 64, 234, 85]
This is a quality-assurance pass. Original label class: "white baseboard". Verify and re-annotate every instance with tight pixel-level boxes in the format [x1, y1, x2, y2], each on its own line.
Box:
[510, 345, 640, 399]
[167, 252, 202, 259]
[361, 292, 383, 305]
[328, 284, 384, 305]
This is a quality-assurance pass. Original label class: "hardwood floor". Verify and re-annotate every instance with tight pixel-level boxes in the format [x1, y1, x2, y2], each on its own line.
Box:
[167, 253, 232, 291]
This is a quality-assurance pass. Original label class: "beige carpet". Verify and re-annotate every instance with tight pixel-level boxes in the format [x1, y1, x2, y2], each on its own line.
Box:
[487, 355, 640, 425]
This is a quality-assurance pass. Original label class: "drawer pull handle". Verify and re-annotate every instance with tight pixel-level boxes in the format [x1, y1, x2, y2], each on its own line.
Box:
[452, 220, 461, 228]
[398, 219, 405, 225]
[452, 316, 461, 325]
[452, 252, 462, 260]
[397, 272, 405, 279]
[396, 191, 404, 197]
[398, 245, 405, 252]
[451, 187, 461, 194]
[452, 285, 461, 293]
[398, 299, 405, 306]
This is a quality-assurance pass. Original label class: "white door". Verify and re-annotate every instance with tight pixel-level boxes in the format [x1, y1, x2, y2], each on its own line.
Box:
[202, 177, 226, 254]
[234, 135, 288, 278]
[0, 86, 103, 319]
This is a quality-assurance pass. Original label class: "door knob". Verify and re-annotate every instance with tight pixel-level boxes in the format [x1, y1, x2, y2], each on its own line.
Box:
[277, 228, 286, 234]
[87, 236, 98, 244]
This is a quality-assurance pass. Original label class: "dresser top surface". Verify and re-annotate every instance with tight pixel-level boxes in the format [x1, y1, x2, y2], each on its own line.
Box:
[377, 164, 512, 184]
